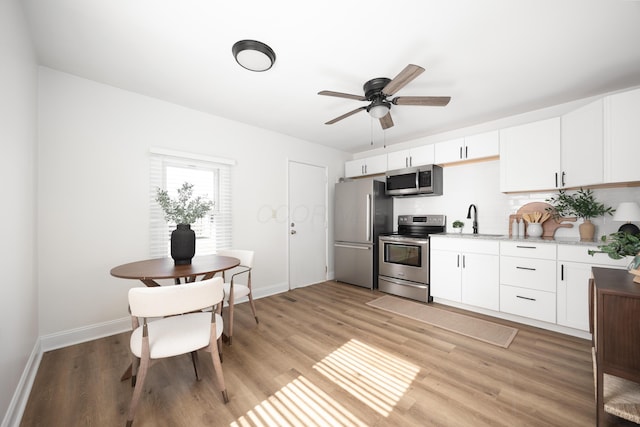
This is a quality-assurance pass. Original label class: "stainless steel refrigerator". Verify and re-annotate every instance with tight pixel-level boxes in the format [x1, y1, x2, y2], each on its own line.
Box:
[334, 178, 392, 289]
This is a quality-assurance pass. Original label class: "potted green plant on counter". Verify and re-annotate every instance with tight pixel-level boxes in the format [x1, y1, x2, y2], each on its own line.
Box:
[546, 188, 615, 241]
[452, 220, 465, 234]
[156, 182, 214, 265]
[589, 232, 640, 260]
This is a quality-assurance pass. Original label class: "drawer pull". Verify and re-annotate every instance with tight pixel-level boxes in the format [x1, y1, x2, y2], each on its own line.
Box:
[516, 295, 536, 301]
[516, 245, 537, 249]
[516, 266, 536, 271]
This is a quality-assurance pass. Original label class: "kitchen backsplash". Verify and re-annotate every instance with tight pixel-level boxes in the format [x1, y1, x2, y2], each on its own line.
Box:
[392, 159, 640, 240]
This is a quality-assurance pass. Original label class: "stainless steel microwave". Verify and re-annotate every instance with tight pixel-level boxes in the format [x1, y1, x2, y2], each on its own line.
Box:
[385, 164, 443, 196]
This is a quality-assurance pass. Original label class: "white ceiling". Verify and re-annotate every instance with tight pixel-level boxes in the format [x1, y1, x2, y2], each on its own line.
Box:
[21, 0, 640, 153]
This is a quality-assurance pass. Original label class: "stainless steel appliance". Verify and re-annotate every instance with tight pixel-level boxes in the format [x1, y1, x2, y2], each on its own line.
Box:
[334, 179, 392, 289]
[378, 214, 446, 302]
[385, 164, 443, 196]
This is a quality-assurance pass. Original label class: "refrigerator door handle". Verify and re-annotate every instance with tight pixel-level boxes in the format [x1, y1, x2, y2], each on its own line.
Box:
[334, 243, 371, 250]
[366, 194, 372, 242]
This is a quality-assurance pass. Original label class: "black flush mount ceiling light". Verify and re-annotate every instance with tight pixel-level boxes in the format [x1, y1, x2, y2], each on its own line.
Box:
[232, 40, 276, 72]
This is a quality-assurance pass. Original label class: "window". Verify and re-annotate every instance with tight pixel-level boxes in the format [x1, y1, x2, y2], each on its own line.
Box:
[149, 149, 233, 259]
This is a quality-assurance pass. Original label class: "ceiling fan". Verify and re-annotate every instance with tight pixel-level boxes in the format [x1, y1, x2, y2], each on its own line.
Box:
[318, 64, 451, 130]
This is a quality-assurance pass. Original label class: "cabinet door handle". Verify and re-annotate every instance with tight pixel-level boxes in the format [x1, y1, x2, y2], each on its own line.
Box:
[516, 295, 536, 301]
[462, 255, 466, 268]
[516, 245, 536, 249]
[457, 254, 460, 268]
[555, 172, 558, 188]
[562, 171, 566, 187]
[516, 266, 536, 271]
[561, 264, 564, 281]
[465, 146, 468, 159]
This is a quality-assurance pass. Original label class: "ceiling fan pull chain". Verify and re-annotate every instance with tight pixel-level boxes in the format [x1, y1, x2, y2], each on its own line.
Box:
[370, 117, 374, 146]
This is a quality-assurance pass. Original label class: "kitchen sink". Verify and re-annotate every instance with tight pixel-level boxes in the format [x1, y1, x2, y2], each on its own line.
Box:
[444, 233, 506, 239]
[468, 233, 506, 238]
[440, 233, 508, 239]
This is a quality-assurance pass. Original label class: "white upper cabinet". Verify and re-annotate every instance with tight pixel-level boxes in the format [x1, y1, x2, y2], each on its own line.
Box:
[500, 117, 561, 192]
[604, 87, 640, 183]
[386, 144, 434, 170]
[434, 131, 499, 164]
[561, 99, 604, 188]
[464, 130, 500, 160]
[434, 138, 465, 164]
[344, 154, 387, 178]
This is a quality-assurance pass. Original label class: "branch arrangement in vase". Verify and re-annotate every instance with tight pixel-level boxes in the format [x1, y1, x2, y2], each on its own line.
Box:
[155, 182, 214, 225]
[545, 188, 615, 220]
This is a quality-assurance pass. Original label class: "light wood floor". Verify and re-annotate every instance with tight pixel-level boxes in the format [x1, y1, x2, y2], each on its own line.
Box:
[20, 281, 634, 426]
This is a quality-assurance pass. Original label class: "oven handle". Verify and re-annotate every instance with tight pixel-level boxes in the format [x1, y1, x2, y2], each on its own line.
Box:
[334, 243, 371, 250]
[379, 236, 429, 244]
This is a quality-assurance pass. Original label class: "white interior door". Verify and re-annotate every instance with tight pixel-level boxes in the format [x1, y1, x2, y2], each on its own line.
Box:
[288, 161, 327, 289]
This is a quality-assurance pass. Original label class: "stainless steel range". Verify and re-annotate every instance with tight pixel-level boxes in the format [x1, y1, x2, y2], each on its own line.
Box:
[378, 214, 446, 303]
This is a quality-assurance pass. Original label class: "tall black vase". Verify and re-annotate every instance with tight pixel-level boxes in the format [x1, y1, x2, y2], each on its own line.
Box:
[171, 224, 196, 265]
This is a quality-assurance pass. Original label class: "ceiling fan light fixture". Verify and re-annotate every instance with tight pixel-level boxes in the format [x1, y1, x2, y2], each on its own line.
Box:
[368, 100, 390, 118]
[232, 40, 276, 72]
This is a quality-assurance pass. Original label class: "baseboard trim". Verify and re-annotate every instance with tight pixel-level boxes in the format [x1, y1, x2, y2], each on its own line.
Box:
[40, 317, 131, 352]
[1, 341, 41, 427]
[4, 283, 292, 426]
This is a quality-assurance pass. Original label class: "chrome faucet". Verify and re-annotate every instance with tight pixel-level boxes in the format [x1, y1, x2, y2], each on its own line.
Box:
[467, 204, 478, 234]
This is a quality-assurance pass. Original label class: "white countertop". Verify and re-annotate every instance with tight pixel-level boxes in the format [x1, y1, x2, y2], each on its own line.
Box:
[433, 232, 601, 247]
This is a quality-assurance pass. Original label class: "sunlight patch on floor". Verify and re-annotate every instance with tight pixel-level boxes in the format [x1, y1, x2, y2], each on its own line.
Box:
[313, 339, 420, 416]
[231, 375, 368, 427]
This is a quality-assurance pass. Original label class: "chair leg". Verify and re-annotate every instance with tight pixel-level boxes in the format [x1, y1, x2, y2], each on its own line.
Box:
[248, 292, 259, 324]
[126, 354, 150, 426]
[227, 302, 235, 346]
[131, 357, 140, 387]
[209, 339, 229, 404]
[190, 351, 201, 380]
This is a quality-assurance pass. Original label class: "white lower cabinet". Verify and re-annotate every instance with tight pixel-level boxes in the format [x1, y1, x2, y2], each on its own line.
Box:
[499, 241, 557, 323]
[430, 236, 499, 310]
[556, 244, 629, 331]
[431, 238, 632, 337]
[500, 284, 556, 323]
[430, 248, 461, 302]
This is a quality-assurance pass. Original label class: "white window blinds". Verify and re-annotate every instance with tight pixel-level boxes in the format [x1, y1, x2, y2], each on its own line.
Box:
[149, 149, 233, 258]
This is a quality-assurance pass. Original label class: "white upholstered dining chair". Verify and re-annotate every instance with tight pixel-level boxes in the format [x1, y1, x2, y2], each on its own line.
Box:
[126, 277, 228, 427]
[216, 249, 258, 345]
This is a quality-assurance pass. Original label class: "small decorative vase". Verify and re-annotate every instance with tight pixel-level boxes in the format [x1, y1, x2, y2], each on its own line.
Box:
[527, 222, 543, 237]
[171, 224, 196, 265]
[579, 219, 596, 242]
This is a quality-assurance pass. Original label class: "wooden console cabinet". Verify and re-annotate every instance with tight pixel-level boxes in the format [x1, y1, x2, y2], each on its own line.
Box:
[590, 267, 640, 426]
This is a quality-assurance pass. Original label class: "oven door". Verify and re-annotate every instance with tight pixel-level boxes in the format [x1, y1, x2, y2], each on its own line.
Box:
[378, 235, 429, 284]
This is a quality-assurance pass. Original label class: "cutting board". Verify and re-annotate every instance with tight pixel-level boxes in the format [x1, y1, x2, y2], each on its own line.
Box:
[509, 202, 576, 238]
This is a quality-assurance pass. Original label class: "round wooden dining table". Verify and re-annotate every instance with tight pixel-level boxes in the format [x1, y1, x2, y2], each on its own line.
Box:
[110, 254, 240, 287]
[111, 254, 240, 381]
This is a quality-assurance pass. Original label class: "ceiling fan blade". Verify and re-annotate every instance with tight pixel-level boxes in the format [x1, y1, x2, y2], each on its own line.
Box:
[392, 96, 451, 106]
[382, 64, 425, 96]
[325, 106, 366, 125]
[318, 90, 367, 101]
[379, 112, 394, 129]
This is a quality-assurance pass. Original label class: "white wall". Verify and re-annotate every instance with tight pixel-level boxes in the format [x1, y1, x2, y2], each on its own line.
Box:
[0, 0, 39, 425]
[37, 68, 349, 340]
[394, 160, 640, 238]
